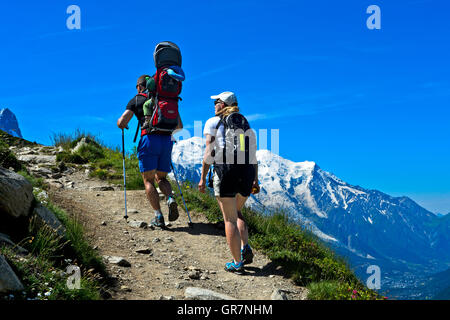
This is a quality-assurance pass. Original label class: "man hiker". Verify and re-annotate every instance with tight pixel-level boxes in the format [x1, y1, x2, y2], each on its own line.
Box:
[117, 74, 183, 227]
[198, 91, 260, 273]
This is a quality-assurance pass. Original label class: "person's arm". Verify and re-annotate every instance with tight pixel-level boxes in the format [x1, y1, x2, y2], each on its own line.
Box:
[198, 134, 215, 193]
[117, 110, 134, 129]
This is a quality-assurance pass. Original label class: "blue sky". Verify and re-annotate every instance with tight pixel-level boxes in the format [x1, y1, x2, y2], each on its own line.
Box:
[1, 1, 449, 213]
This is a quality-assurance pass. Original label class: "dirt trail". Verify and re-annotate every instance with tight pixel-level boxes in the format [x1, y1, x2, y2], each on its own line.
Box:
[13, 145, 308, 300]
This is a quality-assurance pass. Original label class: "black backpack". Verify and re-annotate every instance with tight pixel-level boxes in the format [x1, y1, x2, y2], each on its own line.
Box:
[214, 112, 257, 166]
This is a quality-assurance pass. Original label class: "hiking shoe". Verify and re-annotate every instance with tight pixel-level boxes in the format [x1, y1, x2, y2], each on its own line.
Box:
[167, 196, 179, 222]
[224, 260, 244, 274]
[150, 214, 165, 228]
[241, 244, 254, 265]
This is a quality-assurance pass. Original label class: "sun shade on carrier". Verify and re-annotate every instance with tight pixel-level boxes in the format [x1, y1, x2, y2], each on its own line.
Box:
[153, 41, 182, 69]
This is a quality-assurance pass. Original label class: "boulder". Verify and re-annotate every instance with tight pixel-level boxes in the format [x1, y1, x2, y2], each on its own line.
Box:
[271, 289, 289, 300]
[34, 188, 49, 204]
[33, 203, 66, 238]
[128, 221, 147, 228]
[47, 180, 64, 189]
[184, 287, 236, 300]
[15, 147, 36, 156]
[71, 138, 88, 154]
[135, 248, 152, 254]
[0, 167, 33, 219]
[90, 186, 114, 192]
[17, 154, 56, 165]
[0, 255, 24, 293]
[103, 256, 131, 267]
[29, 166, 52, 178]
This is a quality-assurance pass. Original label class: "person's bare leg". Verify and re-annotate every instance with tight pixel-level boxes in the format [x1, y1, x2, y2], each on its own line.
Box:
[155, 171, 173, 197]
[142, 170, 160, 211]
[236, 194, 249, 247]
[217, 197, 242, 263]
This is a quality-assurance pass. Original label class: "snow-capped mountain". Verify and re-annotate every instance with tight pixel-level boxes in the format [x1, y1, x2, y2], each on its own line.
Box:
[171, 137, 450, 267]
[0, 108, 23, 138]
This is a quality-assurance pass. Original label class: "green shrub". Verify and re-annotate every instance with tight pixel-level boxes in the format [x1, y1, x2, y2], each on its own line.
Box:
[51, 129, 103, 151]
[90, 168, 108, 180]
[0, 140, 23, 170]
[17, 170, 48, 190]
[56, 151, 87, 164]
[307, 281, 382, 300]
[73, 142, 105, 162]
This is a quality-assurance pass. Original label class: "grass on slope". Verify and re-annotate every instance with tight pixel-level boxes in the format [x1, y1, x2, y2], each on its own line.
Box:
[1, 188, 105, 300]
[1, 131, 105, 300]
[51, 130, 144, 190]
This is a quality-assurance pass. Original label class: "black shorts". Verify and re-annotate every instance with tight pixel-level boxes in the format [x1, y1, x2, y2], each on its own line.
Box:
[213, 164, 255, 198]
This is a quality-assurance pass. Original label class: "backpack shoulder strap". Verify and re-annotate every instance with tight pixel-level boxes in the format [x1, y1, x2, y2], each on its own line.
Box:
[215, 117, 224, 130]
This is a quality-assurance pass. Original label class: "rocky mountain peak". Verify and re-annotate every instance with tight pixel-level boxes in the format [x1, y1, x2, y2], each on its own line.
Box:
[0, 108, 23, 139]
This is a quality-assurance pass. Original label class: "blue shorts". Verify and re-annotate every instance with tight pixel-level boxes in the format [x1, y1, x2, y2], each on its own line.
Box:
[137, 134, 173, 173]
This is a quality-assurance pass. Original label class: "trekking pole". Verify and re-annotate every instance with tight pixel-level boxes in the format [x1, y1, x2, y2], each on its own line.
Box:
[122, 127, 129, 222]
[170, 161, 193, 228]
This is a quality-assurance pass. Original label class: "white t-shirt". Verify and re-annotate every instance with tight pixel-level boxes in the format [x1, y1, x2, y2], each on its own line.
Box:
[203, 116, 225, 148]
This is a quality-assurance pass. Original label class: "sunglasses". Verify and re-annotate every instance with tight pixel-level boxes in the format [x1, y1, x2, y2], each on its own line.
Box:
[214, 99, 223, 105]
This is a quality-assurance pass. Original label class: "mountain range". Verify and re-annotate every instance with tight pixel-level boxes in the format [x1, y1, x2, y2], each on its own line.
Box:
[171, 137, 450, 299]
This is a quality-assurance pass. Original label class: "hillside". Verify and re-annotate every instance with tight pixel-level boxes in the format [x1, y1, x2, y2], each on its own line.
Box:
[1, 130, 381, 300]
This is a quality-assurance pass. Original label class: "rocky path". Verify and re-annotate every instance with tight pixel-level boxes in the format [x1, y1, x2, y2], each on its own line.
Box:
[11, 145, 308, 300]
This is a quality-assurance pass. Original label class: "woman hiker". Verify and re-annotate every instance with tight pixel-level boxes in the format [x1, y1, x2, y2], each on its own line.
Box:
[198, 91, 260, 273]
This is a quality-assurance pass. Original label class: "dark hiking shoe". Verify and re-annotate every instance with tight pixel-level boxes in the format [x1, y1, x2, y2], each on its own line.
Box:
[150, 214, 165, 228]
[241, 244, 254, 265]
[167, 196, 179, 222]
[224, 260, 245, 274]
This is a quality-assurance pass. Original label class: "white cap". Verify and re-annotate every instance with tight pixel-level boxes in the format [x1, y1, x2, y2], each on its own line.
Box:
[210, 91, 237, 106]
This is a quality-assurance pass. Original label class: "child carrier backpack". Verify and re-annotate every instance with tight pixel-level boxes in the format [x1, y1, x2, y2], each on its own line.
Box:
[153, 41, 182, 69]
[146, 66, 182, 131]
[134, 41, 184, 142]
